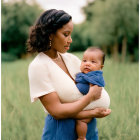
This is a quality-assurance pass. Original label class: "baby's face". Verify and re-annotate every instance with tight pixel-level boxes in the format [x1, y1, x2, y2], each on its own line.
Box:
[80, 50, 104, 73]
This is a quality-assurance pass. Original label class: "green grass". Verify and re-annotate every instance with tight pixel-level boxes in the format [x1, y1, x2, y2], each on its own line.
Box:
[97, 58, 139, 140]
[2, 53, 139, 140]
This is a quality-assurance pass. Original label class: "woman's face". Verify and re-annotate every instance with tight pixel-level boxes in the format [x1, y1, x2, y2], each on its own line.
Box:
[50, 20, 73, 53]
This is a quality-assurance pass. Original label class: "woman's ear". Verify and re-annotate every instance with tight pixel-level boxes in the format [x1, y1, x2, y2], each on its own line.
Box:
[49, 34, 53, 40]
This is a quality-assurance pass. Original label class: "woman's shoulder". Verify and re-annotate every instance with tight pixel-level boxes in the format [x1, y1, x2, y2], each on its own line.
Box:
[28, 52, 49, 70]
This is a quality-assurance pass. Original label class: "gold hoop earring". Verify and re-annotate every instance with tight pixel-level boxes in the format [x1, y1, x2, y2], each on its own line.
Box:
[49, 40, 51, 48]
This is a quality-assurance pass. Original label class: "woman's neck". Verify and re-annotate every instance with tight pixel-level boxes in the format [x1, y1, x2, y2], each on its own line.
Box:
[44, 49, 58, 59]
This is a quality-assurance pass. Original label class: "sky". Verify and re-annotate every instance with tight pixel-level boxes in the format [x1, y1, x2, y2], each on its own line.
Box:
[35, 0, 87, 24]
[3, 0, 88, 24]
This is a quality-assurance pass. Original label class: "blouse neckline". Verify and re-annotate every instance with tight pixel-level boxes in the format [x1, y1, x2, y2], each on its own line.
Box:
[41, 52, 75, 81]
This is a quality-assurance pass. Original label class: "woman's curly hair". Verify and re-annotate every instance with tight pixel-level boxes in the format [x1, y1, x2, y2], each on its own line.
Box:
[26, 9, 72, 53]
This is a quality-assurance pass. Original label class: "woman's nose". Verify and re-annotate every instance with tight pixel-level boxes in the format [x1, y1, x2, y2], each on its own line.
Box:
[68, 36, 72, 43]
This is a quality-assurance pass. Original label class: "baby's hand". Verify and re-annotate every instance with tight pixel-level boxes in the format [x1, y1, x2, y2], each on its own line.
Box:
[89, 85, 102, 101]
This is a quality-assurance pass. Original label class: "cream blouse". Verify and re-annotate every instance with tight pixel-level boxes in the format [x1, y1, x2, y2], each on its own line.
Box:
[28, 52, 110, 112]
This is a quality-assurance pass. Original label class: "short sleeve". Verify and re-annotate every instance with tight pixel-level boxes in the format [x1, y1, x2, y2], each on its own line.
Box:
[28, 62, 55, 103]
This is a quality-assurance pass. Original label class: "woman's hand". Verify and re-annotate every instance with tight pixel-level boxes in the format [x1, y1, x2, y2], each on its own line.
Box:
[90, 108, 111, 118]
[74, 108, 111, 119]
[88, 85, 102, 101]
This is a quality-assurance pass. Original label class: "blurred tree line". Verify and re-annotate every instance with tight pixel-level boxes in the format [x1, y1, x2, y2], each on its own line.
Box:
[70, 0, 139, 62]
[2, 0, 138, 62]
[2, 0, 43, 61]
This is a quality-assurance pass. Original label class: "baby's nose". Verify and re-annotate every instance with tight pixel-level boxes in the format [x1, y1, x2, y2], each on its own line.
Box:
[85, 61, 91, 66]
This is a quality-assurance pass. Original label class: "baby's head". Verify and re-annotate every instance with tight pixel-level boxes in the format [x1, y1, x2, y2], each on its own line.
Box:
[80, 47, 105, 74]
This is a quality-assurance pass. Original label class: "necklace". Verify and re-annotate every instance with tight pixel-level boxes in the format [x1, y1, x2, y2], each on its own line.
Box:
[52, 53, 61, 62]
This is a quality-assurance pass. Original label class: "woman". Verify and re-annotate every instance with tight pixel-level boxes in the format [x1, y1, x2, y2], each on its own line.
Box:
[27, 9, 111, 140]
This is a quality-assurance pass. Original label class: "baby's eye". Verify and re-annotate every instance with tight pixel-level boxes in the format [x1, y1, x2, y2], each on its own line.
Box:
[83, 60, 86, 62]
[91, 61, 96, 63]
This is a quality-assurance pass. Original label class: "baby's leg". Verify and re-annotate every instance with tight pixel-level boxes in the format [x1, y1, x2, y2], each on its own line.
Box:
[76, 118, 92, 140]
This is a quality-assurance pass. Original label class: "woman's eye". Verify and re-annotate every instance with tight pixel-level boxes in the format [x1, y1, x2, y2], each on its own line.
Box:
[83, 60, 86, 62]
[64, 34, 69, 37]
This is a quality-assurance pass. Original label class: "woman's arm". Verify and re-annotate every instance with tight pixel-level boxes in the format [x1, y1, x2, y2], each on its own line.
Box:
[39, 85, 102, 119]
[73, 108, 111, 120]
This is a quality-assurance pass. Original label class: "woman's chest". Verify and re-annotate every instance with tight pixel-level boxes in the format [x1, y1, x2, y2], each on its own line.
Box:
[54, 59, 75, 81]
[47, 60, 82, 102]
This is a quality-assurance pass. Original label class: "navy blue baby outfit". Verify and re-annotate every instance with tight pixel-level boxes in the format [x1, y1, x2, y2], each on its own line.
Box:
[75, 70, 105, 95]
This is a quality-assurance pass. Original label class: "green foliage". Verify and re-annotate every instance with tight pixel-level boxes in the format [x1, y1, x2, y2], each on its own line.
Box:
[81, 0, 138, 61]
[2, 0, 138, 62]
[92, 0, 138, 45]
[2, 0, 43, 58]
[2, 53, 139, 140]
[2, 52, 18, 61]
[70, 23, 93, 52]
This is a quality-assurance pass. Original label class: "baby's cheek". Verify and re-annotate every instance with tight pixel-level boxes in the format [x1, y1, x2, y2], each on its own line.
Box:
[80, 65, 83, 71]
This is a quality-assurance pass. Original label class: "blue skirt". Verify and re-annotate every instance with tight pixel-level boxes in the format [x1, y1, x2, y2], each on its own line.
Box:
[42, 114, 98, 140]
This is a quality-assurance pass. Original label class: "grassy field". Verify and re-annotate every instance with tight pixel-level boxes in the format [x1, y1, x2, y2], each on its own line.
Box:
[2, 52, 139, 140]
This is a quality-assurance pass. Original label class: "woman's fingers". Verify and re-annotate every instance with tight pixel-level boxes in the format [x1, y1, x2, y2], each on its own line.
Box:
[102, 109, 111, 116]
[92, 108, 111, 118]
[88, 85, 102, 101]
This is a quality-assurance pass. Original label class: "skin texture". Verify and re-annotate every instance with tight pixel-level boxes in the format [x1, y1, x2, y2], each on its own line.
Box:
[39, 20, 111, 120]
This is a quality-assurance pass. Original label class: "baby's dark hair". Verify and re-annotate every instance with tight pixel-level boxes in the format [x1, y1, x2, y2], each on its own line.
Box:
[86, 47, 105, 65]
[26, 9, 72, 53]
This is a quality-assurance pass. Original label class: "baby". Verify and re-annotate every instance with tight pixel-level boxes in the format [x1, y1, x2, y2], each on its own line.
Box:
[75, 47, 108, 140]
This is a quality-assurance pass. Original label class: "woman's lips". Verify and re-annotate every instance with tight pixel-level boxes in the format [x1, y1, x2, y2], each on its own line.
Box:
[64, 46, 70, 50]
